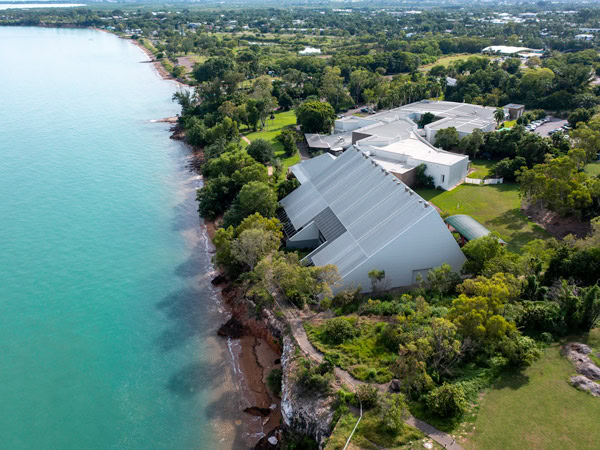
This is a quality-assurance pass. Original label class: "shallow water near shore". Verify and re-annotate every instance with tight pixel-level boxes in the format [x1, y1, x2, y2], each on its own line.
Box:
[0, 27, 245, 449]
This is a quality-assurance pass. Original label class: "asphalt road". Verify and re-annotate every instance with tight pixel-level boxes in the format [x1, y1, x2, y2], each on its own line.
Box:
[533, 118, 568, 137]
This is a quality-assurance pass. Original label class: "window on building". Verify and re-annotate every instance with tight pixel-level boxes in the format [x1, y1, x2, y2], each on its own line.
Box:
[441, 174, 445, 183]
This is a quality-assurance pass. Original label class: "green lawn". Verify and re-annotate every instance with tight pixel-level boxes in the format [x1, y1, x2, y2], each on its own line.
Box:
[419, 53, 490, 71]
[462, 332, 600, 450]
[503, 119, 517, 128]
[416, 184, 548, 252]
[468, 159, 495, 179]
[241, 110, 300, 169]
[585, 161, 600, 177]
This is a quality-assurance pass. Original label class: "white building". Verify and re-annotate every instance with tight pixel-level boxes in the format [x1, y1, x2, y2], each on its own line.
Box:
[482, 45, 542, 55]
[575, 34, 594, 41]
[299, 46, 321, 55]
[279, 148, 466, 292]
[304, 101, 496, 189]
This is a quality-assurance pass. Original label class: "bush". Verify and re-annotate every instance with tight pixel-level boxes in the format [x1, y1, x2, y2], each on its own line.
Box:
[378, 393, 409, 434]
[320, 297, 332, 311]
[498, 334, 542, 367]
[296, 358, 332, 394]
[277, 128, 299, 157]
[267, 368, 283, 396]
[425, 383, 468, 418]
[247, 139, 275, 164]
[415, 163, 435, 189]
[323, 317, 359, 344]
[356, 384, 379, 409]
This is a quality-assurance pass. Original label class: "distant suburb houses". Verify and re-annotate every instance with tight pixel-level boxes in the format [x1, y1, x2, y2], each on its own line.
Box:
[304, 100, 497, 190]
[278, 147, 466, 293]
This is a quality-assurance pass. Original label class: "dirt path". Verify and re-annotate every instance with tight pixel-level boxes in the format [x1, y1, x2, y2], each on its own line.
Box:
[283, 307, 463, 450]
[241, 135, 251, 145]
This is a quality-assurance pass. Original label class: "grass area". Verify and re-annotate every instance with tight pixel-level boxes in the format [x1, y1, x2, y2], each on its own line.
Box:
[468, 159, 495, 179]
[503, 119, 517, 128]
[462, 332, 600, 450]
[585, 161, 600, 177]
[304, 317, 396, 383]
[416, 184, 548, 252]
[241, 110, 300, 169]
[326, 412, 425, 450]
[419, 53, 490, 71]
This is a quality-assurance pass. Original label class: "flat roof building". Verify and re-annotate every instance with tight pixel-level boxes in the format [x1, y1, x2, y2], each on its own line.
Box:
[280, 147, 466, 292]
[305, 101, 495, 190]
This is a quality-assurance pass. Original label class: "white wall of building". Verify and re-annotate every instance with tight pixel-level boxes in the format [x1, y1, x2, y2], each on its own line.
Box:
[340, 212, 466, 293]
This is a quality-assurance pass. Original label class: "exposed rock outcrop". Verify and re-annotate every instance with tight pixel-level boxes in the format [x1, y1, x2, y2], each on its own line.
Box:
[217, 317, 248, 339]
[564, 342, 600, 397]
[564, 342, 600, 381]
[280, 335, 336, 447]
[570, 375, 600, 397]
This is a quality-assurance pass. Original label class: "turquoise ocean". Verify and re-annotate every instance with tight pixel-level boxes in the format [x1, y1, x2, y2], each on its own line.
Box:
[0, 27, 244, 449]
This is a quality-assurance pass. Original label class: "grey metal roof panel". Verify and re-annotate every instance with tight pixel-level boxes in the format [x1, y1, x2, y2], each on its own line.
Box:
[313, 207, 346, 242]
[279, 181, 328, 229]
[310, 231, 367, 276]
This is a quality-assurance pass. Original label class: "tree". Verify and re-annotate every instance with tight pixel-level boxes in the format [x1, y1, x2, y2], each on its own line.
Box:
[494, 108, 505, 127]
[296, 100, 336, 134]
[458, 129, 484, 157]
[414, 163, 434, 188]
[434, 127, 459, 150]
[193, 56, 237, 83]
[277, 128, 299, 157]
[277, 177, 300, 200]
[247, 139, 275, 164]
[425, 383, 468, 418]
[418, 112, 436, 128]
[461, 234, 506, 275]
[427, 264, 461, 300]
[368, 269, 386, 292]
[231, 228, 281, 271]
[320, 66, 352, 111]
[172, 89, 194, 116]
[518, 153, 600, 218]
[378, 394, 409, 434]
[223, 181, 278, 227]
[448, 294, 515, 344]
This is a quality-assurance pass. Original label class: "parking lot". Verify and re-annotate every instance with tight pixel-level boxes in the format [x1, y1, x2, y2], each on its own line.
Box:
[533, 117, 569, 137]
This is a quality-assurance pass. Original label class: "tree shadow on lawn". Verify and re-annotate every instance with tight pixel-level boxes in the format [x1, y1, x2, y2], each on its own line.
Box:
[491, 370, 530, 391]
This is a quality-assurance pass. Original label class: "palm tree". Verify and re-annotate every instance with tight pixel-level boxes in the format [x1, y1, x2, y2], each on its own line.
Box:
[494, 107, 505, 128]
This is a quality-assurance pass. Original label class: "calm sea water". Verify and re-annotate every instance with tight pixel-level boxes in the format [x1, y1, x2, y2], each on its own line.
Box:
[0, 27, 240, 449]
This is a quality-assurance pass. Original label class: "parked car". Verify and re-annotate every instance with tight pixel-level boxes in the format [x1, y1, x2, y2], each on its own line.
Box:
[361, 107, 369, 113]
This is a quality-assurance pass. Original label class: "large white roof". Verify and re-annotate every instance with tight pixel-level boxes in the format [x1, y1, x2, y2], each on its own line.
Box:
[376, 134, 468, 166]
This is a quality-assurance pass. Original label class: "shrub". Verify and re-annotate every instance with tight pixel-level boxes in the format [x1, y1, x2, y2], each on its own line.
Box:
[425, 383, 468, 418]
[267, 368, 283, 396]
[247, 139, 275, 164]
[498, 334, 542, 367]
[414, 163, 435, 189]
[356, 384, 379, 409]
[323, 317, 359, 345]
[277, 128, 300, 157]
[320, 297, 332, 311]
[296, 358, 332, 394]
[378, 393, 409, 434]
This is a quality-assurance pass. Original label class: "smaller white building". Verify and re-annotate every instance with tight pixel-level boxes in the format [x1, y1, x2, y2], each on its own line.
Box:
[299, 46, 321, 55]
[575, 34, 594, 41]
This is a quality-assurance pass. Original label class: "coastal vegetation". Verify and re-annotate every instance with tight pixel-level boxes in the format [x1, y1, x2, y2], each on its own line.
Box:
[9, 3, 600, 449]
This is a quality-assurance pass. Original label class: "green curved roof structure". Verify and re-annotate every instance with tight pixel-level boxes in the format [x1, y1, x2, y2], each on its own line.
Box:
[444, 214, 506, 244]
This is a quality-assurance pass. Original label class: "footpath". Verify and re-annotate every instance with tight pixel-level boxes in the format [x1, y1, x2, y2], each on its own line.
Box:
[282, 308, 463, 450]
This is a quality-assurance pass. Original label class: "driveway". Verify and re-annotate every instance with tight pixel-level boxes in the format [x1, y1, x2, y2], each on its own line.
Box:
[534, 117, 568, 137]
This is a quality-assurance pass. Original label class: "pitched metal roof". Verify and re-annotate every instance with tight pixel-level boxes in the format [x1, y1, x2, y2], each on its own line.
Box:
[281, 147, 439, 276]
[444, 214, 506, 244]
